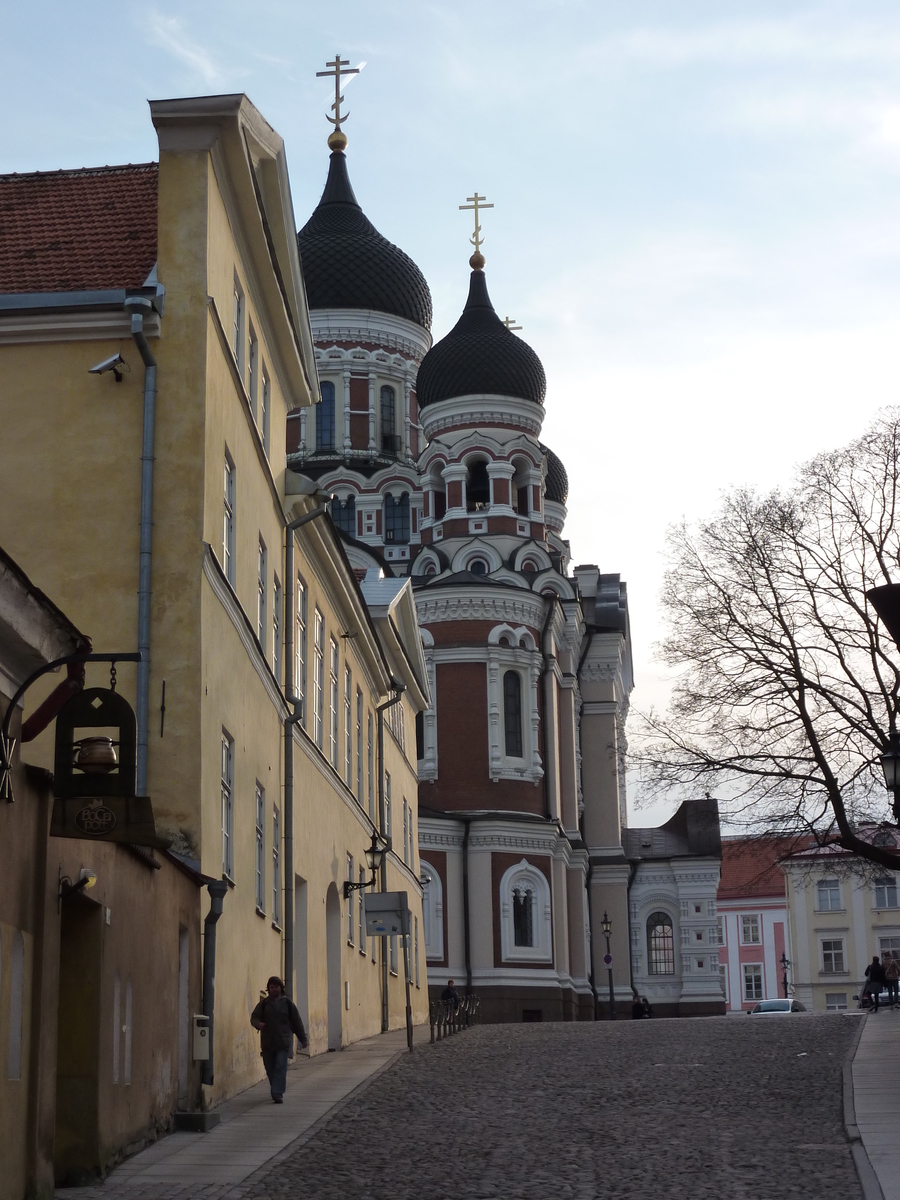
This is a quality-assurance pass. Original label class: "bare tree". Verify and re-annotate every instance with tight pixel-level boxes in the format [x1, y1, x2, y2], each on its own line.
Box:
[637, 411, 900, 871]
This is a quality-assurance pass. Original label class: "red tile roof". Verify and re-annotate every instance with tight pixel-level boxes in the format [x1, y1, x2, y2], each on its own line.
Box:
[0, 163, 158, 293]
[718, 836, 807, 900]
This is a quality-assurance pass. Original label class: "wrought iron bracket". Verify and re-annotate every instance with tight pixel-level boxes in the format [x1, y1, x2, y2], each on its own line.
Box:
[343, 874, 377, 899]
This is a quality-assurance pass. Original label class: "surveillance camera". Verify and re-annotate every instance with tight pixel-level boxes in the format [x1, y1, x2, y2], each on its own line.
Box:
[88, 353, 129, 382]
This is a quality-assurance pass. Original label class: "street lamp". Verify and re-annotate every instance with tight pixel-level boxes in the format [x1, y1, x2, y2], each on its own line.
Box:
[780, 952, 791, 998]
[600, 911, 616, 1021]
[343, 830, 388, 898]
[880, 726, 900, 823]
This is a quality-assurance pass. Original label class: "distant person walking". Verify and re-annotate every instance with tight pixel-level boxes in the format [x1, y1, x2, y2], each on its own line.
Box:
[865, 956, 887, 1013]
[250, 976, 307, 1103]
[885, 954, 900, 1009]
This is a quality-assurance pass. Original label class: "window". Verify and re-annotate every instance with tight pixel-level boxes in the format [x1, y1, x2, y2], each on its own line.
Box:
[879, 935, 900, 964]
[384, 493, 410, 544]
[358, 865, 367, 952]
[296, 577, 307, 722]
[367, 712, 374, 819]
[390, 934, 398, 975]
[313, 610, 324, 749]
[344, 666, 353, 786]
[826, 993, 848, 1011]
[822, 938, 845, 973]
[817, 879, 842, 911]
[272, 576, 282, 678]
[272, 806, 282, 925]
[469, 558, 488, 576]
[466, 459, 490, 511]
[381, 385, 397, 451]
[248, 325, 258, 411]
[407, 804, 414, 870]
[261, 369, 270, 457]
[743, 963, 763, 1001]
[332, 495, 356, 536]
[329, 638, 339, 769]
[500, 861, 552, 962]
[415, 916, 420, 987]
[874, 876, 898, 909]
[422, 866, 444, 960]
[740, 914, 761, 944]
[255, 784, 265, 912]
[647, 912, 675, 975]
[513, 882, 535, 947]
[503, 670, 523, 757]
[317, 380, 335, 451]
[356, 688, 363, 803]
[221, 731, 234, 879]
[402, 800, 409, 865]
[717, 917, 724, 945]
[223, 453, 236, 586]
[232, 277, 244, 369]
[257, 537, 267, 648]
[347, 854, 355, 944]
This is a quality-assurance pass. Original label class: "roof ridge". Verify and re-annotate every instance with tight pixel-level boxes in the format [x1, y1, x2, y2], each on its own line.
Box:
[0, 162, 158, 184]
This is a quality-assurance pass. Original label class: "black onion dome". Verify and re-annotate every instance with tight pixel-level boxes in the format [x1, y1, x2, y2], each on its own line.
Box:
[297, 152, 432, 331]
[417, 271, 546, 408]
[540, 444, 569, 505]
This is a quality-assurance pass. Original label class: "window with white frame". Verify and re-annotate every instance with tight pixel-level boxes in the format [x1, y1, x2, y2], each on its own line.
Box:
[879, 935, 900, 964]
[347, 854, 354, 944]
[499, 860, 552, 963]
[716, 917, 724, 945]
[296, 576, 307, 722]
[356, 688, 363, 803]
[221, 731, 234, 879]
[407, 805, 414, 870]
[422, 864, 443, 960]
[313, 610, 324, 749]
[367, 712, 374, 819]
[874, 876, 898, 909]
[822, 938, 845, 973]
[232, 276, 244, 370]
[503, 670, 523, 758]
[344, 666, 353, 786]
[257, 537, 267, 648]
[255, 784, 265, 912]
[740, 914, 761, 944]
[223, 453, 236, 586]
[825, 993, 848, 1010]
[272, 806, 282, 925]
[261, 369, 270, 457]
[817, 878, 842, 911]
[486, 628, 541, 781]
[272, 575, 282, 679]
[743, 963, 763, 1001]
[248, 324, 258, 412]
[358, 865, 367, 952]
[329, 638, 339, 769]
[647, 913, 675, 975]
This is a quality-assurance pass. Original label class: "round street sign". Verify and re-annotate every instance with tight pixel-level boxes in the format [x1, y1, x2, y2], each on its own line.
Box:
[602, 953, 612, 966]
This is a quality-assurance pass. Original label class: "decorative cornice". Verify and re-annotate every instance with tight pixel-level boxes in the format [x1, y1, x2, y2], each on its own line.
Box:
[421, 395, 545, 439]
[309, 309, 431, 361]
[0, 308, 162, 345]
[416, 591, 546, 629]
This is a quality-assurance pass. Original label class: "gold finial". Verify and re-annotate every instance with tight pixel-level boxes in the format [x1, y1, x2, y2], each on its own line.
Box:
[459, 192, 493, 270]
[503, 317, 522, 332]
[317, 54, 360, 149]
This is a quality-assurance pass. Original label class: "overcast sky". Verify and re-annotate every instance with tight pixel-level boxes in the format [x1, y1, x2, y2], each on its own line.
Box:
[5, 1, 900, 824]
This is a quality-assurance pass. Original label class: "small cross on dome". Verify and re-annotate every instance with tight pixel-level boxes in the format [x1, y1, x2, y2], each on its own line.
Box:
[459, 192, 494, 270]
[316, 54, 361, 151]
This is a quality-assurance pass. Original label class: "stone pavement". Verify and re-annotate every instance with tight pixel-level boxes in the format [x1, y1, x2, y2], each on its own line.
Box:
[853, 1005, 900, 1200]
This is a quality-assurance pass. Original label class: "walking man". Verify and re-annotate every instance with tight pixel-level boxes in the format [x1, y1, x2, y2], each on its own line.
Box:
[885, 954, 900, 1009]
[250, 976, 307, 1103]
[865, 956, 887, 1013]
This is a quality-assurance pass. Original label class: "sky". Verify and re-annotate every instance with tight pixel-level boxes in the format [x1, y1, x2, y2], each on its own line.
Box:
[5, 0, 900, 825]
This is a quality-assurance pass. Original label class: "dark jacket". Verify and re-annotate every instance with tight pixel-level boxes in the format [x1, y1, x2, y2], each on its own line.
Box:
[866, 960, 887, 987]
[441, 985, 460, 1009]
[250, 995, 307, 1053]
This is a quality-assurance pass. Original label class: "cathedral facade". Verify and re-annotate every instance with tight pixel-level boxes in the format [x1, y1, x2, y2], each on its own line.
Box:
[290, 131, 722, 1021]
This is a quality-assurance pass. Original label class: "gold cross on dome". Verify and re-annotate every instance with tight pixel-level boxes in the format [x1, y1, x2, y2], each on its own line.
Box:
[503, 317, 522, 331]
[316, 54, 360, 133]
[459, 192, 494, 263]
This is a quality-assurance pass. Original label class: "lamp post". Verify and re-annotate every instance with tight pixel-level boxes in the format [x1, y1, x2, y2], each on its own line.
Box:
[780, 952, 791, 998]
[601, 911, 616, 1020]
[879, 724, 900, 824]
[343, 829, 388, 898]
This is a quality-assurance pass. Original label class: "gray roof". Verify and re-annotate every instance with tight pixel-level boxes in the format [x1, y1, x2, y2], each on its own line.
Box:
[624, 797, 722, 862]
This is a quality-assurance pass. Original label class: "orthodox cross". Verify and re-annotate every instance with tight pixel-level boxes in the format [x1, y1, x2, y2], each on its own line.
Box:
[459, 193, 494, 266]
[503, 317, 522, 331]
[316, 54, 360, 133]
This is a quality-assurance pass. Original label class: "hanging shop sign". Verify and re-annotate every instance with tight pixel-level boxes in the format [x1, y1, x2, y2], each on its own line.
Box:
[364, 890, 410, 937]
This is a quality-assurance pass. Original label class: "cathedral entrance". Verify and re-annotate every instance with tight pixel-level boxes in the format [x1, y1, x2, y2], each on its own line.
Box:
[325, 883, 342, 1050]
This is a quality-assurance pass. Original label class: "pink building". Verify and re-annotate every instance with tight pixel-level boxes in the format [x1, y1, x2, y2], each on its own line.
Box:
[717, 837, 795, 1013]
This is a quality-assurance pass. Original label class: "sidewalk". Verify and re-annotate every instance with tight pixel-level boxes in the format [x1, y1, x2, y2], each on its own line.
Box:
[852, 1006, 900, 1200]
[58, 1024, 429, 1200]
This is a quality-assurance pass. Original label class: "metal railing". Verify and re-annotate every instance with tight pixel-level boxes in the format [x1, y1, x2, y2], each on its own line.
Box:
[429, 994, 480, 1042]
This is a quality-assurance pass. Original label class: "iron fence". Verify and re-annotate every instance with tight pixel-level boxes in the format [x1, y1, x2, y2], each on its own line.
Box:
[429, 993, 480, 1042]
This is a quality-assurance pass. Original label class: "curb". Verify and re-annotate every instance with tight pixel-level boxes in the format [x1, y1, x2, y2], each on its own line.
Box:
[843, 1014, 886, 1200]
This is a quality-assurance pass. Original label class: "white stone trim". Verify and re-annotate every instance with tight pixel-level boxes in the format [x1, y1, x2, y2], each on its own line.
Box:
[415, 590, 546, 629]
[486, 646, 543, 783]
[309, 309, 431, 361]
[499, 859, 553, 963]
[0, 309, 162, 345]
[421, 865, 444, 960]
[421, 395, 546, 439]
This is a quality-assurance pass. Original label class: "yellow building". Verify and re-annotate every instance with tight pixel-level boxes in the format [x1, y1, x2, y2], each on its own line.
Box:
[0, 92, 428, 1185]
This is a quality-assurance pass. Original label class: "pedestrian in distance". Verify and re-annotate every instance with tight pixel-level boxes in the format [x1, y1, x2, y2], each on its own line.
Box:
[641, 996, 654, 1019]
[865, 956, 887, 1013]
[631, 993, 645, 1019]
[250, 976, 308, 1103]
[885, 954, 900, 1009]
[442, 979, 460, 1011]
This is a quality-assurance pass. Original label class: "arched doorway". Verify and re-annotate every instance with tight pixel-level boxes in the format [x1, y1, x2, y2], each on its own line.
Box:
[325, 883, 342, 1050]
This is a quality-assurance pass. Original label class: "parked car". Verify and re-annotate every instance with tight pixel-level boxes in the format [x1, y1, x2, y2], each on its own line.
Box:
[853, 989, 893, 1010]
[748, 999, 807, 1015]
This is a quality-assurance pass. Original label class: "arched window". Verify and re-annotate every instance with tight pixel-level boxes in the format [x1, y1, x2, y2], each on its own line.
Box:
[381, 386, 398, 452]
[331, 495, 356, 537]
[513, 880, 535, 946]
[499, 860, 552, 962]
[503, 670, 523, 757]
[316, 381, 335, 451]
[647, 912, 675, 975]
[469, 558, 488, 576]
[384, 493, 410, 544]
[467, 460, 490, 511]
[521, 560, 538, 574]
[422, 865, 444, 960]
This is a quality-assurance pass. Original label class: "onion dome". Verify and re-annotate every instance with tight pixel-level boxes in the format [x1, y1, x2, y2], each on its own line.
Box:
[417, 270, 546, 409]
[541, 444, 569, 505]
[298, 151, 432, 331]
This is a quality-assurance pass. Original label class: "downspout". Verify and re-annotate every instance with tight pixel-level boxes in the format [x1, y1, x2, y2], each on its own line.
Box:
[376, 683, 406, 1032]
[201, 880, 229, 1087]
[462, 816, 472, 996]
[125, 295, 157, 797]
[283, 501, 330, 999]
[576, 629, 598, 1018]
[539, 596, 557, 821]
[626, 858, 639, 1002]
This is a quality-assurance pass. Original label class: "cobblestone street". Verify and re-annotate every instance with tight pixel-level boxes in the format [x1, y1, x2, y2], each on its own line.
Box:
[248, 1015, 861, 1200]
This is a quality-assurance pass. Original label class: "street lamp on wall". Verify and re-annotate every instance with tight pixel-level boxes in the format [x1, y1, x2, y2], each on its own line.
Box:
[780, 952, 792, 999]
[880, 726, 900, 823]
[344, 830, 388, 898]
[601, 910, 616, 1021]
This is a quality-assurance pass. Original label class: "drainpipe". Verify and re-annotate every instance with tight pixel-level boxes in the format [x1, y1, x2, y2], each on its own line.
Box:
[283, 501, 330, 999]
[576, 629, 597, 1018]
[538, 596, 557, 821]
[462, 816, 473, 996]
[377, 683, 405, 1031]
[125, 295, 157, 797]
[201, 880, 229, 1087]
